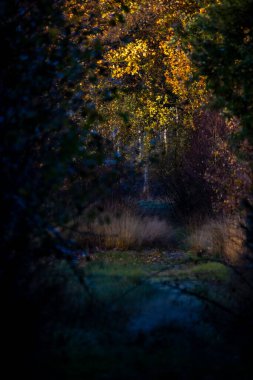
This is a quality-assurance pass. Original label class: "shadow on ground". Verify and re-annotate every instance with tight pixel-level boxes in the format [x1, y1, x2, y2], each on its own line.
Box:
[3, 250, 253, 379]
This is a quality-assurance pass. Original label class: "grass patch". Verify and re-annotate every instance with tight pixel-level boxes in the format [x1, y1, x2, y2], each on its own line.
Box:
[82, 250, 232, 285]
[80, 251, 234, 315]
[188, 261, 231, 282]
[71, 203, 174, 250]
[185, 216, 245, 263]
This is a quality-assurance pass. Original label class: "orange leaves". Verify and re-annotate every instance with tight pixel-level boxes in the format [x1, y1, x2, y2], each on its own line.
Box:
[92, 0, 212, 148]
[105, 0, 208, 121]
[161, 40, 192, 99]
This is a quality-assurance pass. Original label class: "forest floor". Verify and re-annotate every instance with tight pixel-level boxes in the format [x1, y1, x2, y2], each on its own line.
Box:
[35, 249, 253, 380]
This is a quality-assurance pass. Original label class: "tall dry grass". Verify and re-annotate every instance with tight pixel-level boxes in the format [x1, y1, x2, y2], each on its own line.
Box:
[76, 204, 173, 250]
[186, 217, 245, 263]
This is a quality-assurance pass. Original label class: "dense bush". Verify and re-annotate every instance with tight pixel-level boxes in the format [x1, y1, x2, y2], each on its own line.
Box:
[153, 111, 251, 219]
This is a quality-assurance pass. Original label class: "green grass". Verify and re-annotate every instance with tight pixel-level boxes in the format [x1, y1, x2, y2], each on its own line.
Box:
[189, 261, 231, 281]
[84, 250, 231, 279]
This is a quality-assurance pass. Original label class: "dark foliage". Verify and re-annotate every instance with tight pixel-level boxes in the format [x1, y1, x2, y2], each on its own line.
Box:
[0, 0, 103, 252]
[188, 0, 253, 250]
[0, 1, 109, 375]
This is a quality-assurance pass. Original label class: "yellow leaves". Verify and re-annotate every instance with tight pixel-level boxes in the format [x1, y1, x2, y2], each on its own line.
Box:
[106, 40, 149, 78]
[161, 38, 207, 108]
[164, 47, 191, 97]
[64, 0, 89, 21]
[159, 27, 208, 112]
[96, 0, 214, 146]
[199, 8, 206, 14]
[227, 117, 240, 132]
[102, 0, 210, 137]
[99, 0, 139, 21]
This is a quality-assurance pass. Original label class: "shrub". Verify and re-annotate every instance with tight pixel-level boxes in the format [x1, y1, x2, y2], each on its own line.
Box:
[75, 204, 173, 250]
[186, 217, 245, 263]
[153, 111, 251, 220]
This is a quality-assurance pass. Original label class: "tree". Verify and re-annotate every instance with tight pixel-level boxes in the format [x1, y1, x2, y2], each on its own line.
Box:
[0, 2, 118, 375]
[188, 0, 253, 142]
[92, 0, 247, 213]
[188, 0, 253, 249]
[90, 0, 211, 199]
[0, 0, 107, 253]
